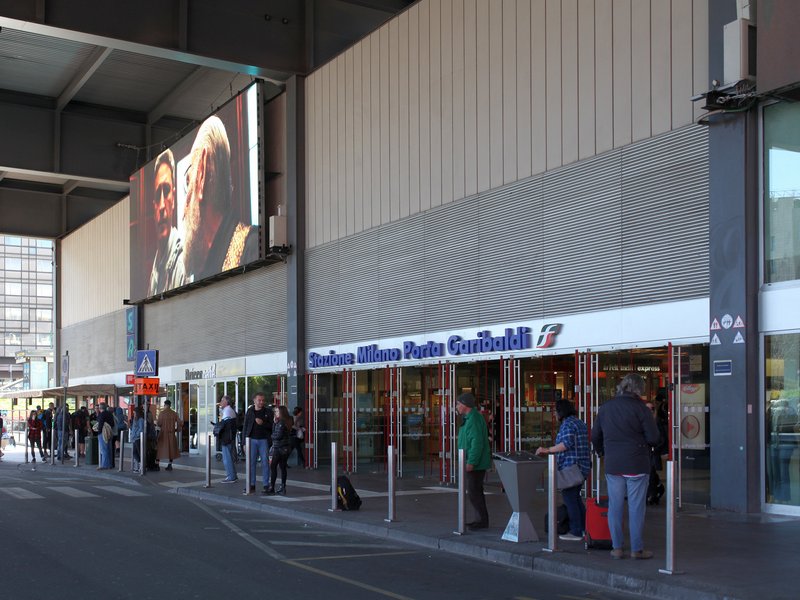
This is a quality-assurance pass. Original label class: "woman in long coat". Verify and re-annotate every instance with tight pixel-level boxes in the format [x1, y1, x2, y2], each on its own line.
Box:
[156, 400, 181, 470]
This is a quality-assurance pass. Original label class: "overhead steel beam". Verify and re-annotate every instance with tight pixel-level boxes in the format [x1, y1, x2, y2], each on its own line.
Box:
[62, 179, 80, 195]
[56, 45, 112, 112]
[0, 171, 5, 182]
[0, 15, 289, 85]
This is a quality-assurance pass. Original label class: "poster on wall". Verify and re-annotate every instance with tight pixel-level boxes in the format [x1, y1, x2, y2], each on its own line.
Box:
[129, 83, 262, 301]
[680, 383, 707, 450]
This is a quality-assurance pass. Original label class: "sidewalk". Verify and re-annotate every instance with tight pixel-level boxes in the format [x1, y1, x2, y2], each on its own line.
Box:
[2, 444, 794, 600]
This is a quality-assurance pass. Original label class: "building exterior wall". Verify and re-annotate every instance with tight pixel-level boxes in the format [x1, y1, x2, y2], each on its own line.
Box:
[306, 125, 709, 348]
[304, 0, 709, 248]
[61, 197, 130, 328]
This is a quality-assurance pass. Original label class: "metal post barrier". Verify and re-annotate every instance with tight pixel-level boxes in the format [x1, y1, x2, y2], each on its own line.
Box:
[50, 423, 55, 465]
[329, 441, 338, 511]
[243, 436, 251, 495]
[385, 445, 396, 523]
[74, 429, 80, 467]
[454, 448, 466, 535]
[118, 429, 125, 472]
[139, 426, 146, 476]
[204, 434, 212, 488]
[24, 421, 29, 464]
[544, 453, 558, 552]
[659, 460, 678, 575]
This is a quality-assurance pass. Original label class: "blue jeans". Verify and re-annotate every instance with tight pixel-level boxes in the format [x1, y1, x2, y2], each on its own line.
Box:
[57, 429, 68, 459]
[221, 443, 237, 481]
[249, 438, 270, 487]
[98, 435, 112, 469]
[561, 483, 586, 536]
[606, 473, 649, 552]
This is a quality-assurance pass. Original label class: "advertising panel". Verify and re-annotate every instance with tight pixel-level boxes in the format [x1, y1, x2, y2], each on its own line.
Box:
[130, 83, 261, 301]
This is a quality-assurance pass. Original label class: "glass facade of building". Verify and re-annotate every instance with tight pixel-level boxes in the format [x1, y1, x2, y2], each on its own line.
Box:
[764, 102, 800, 508]
[0, 235, 54, 386]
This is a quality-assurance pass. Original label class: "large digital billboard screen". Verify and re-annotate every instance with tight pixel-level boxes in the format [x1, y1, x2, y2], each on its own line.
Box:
[130, 83, 261, 301]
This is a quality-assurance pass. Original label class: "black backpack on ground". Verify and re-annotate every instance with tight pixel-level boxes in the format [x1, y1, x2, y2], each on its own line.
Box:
[336, 475, 362, 511]
[544, 503, 570, 535]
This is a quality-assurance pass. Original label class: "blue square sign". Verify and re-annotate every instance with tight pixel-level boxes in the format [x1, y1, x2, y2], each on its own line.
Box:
[135, 350, 158, 377]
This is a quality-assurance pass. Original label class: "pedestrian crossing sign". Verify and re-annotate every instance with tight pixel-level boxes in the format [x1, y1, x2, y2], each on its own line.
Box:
[135, 350, 158, 377]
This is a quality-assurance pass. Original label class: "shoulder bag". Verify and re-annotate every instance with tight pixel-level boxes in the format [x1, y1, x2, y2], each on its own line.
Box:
[556, 463, 585, 490]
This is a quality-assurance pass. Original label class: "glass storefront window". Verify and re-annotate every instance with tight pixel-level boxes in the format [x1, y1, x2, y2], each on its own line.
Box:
[764, 102, 800, 284]
[765, 333, 800, 506]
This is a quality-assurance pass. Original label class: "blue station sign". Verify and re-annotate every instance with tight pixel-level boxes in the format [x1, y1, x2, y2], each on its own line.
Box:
[308, 326, 535, 369]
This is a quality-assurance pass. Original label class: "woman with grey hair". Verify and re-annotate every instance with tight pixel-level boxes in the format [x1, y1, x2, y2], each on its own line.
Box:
[591, 373, 660, 560]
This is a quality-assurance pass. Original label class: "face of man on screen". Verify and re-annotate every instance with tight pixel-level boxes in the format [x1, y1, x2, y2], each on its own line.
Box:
[153, 161, 175, 243]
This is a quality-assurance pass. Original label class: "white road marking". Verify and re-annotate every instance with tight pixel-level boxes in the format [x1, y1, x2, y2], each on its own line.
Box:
[271, 541, 401, 549]
[190, 500, 285, 560]
[93, 486, 148, 497]
[47, 486, 100, 498]
[0, 487, 44, 500]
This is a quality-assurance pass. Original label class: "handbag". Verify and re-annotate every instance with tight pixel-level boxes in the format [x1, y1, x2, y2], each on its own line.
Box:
[212, 421, 224, 436]
[556, 463, 585, 490]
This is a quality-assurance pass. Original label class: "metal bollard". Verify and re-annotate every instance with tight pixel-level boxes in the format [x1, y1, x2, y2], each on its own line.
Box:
[24, 421, 29, 464]
[50, 426, 55, 465]
[243, 436, 251, 495]
[118, 430, 125, 472]
[385, 445, 396, 523]
[454, 448, 466, 535]
[74, 429, 80, 467]
[329, 441, 338, 511]
[140, 428, 146, 476]
[544, 453, 558, 552]
[659, 460, 679, 575]
[204, 434, 212, 488]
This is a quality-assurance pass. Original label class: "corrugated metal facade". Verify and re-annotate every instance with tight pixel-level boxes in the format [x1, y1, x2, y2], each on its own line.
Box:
[306, 125, 709, 348]
[304, 0, 709, 249]
[61, 310, 128, 379]
[61, 198, 130, 328]
[144, 264, 288, 366]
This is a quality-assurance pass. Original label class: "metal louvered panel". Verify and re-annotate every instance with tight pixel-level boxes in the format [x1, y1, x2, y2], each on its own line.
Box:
[144, 265, 287, 367]
[61, 311, 128, 378]
[306, 243, 342, 347]
[339, 231, 381, 340]
[541, 151, 624, 316]
[478, 175, 545, 324]
[423, 198, 481, 332]
[306, 125, 710, 348]
[621, 126, 709, 305]
[74, 49, 197, 111]
[378, 216, 426, 337]
[0, 28, 96, 97]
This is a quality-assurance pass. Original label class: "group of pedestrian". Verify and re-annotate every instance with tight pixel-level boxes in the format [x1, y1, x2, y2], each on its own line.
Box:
[215, 392, 306, 495]
[458, 372, 667, 561]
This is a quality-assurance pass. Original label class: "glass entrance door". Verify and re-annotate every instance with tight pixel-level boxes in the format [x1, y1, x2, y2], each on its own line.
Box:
[575, 345, 710, 506]
[188, 382, 199, 455]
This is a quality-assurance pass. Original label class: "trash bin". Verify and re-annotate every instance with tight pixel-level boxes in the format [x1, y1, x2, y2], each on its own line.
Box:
[493, 451, 548, 542]
[85, 435, 98, 465]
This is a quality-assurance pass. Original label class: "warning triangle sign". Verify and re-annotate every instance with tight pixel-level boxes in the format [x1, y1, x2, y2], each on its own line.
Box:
[733, 315, 745, 328]
[710, 319, 721, 331]
[710, 333, 721, 345]
[137, 354, 154, 375]
[733, 331, 745, 344]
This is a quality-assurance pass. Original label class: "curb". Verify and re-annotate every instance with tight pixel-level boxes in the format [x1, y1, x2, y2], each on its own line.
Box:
[173, 487, 739, 600]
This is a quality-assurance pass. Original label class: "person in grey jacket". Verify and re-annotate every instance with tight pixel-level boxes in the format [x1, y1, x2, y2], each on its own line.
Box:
[591, 373, 660, 560]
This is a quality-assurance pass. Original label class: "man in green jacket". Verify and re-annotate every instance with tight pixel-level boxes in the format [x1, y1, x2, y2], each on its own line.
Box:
[456, 392, 491, 530]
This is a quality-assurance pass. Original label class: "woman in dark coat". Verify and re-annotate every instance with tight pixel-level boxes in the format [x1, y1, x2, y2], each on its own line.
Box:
[265, 405, 293, 495]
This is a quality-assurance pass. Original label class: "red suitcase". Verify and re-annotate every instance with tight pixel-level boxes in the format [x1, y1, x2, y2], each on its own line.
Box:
[584, 496, 613, 549]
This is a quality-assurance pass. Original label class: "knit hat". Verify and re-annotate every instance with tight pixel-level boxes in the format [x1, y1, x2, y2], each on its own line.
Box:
[456, 392, 476, 409]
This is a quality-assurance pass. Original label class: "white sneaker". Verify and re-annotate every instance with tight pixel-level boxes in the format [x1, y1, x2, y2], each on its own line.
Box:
[559, 533, 583, 541]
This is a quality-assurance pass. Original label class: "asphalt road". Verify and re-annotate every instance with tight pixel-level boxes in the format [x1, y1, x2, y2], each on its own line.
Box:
[0, 464, 642, 600]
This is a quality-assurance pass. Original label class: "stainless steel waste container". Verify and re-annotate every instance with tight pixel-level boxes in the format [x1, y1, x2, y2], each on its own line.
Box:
[493, 451, 548, 542]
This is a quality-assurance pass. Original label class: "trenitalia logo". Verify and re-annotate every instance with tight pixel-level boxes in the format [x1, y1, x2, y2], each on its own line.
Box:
[536, 324, 562, 348]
